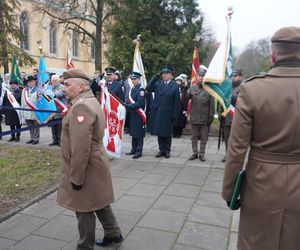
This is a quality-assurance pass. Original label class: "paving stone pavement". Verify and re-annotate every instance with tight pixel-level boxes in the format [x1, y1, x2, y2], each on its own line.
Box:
[0, 125, 239, 250]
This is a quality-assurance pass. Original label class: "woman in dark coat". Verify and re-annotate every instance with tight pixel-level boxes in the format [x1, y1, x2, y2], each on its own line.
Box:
[2, 80, 22, 142]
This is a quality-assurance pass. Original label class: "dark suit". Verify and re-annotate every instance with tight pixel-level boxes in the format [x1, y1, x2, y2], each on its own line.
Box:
[126, 84, 146, 155]
[107, 80, 125, 102]
[146, 75, 180, 154]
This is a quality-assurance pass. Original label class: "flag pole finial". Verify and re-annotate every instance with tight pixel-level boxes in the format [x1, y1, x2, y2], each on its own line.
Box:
[227, 6, 234, 18]
[133, 34, 142, 45]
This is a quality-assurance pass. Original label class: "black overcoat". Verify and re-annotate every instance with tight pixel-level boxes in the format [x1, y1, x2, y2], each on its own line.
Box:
[146, 75, 180, 137]
[126, 84, 146, 138]
[3, 88, 22, 126]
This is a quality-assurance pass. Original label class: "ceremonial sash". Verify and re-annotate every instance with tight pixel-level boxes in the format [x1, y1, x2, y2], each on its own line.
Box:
[22, 87, 37, 110]
[128, 87, 147, 125]
[6, 89, 25, 124]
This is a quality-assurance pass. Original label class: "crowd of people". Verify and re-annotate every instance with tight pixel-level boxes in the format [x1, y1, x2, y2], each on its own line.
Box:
[0, 69, 67, 146]
[0, 63, 242, 162]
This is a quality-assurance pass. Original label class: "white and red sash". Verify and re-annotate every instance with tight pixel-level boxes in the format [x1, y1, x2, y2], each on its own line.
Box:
[22, 87, 37, 110]
[128, 87, 147, 125]
[6, 89, 25, 124]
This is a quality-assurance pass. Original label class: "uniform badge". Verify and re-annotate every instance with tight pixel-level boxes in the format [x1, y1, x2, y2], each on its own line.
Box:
[77, 115, 85, 123]
[140, 91, 145, 96]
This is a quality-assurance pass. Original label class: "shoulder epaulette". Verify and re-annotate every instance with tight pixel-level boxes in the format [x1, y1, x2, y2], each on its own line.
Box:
[244, 73, 267, 84]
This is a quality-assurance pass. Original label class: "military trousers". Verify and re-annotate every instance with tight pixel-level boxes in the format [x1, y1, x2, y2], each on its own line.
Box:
[25, 119, 40, 142]
[50, 119, 62, 144]
[131, 137, 144, 155]
[75, 205, 121, 250]
[158, 136, 172, 154]
[224, 125, 231, 152]
[191, 124, 208, 156]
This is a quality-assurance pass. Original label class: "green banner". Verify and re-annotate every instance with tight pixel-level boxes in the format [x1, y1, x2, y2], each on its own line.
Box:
[10, 55, 23, 86]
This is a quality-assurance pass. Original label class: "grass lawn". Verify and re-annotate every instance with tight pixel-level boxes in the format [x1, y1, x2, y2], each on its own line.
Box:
[0, 145, 62, 216]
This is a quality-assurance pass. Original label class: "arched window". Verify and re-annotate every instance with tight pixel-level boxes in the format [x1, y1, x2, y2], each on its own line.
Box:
[72, 31, 79, 57]
[49, 21, 57, 54]
[20, 12, 29, 50]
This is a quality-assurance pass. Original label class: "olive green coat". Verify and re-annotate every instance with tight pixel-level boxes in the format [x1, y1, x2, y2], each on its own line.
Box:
[187, 84, 214, 125]
[57, 90, 114, 212]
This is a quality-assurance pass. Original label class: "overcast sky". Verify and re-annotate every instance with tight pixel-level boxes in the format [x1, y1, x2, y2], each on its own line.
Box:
[198, 0, 300, 49]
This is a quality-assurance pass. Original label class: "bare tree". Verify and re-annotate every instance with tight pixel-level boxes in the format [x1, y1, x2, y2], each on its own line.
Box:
[30, 0, 119, 71]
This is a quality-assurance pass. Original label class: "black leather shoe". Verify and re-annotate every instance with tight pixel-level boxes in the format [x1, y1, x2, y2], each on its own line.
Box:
[95, 235, 123, 247]
[49, 142, 58, 146]
[32, 140, 39, 145]
[8, 136, 15, 142]
[199, 155, 206, 162]
[189, 154, 198, 160]
[221, 156, 226, 162]
[132, 154, 142, 159]
[26, 139, 34, 144]
[155, 152, 165, 158]
[14, 137, 20, 142]
[125, 151, 135, 155]
[165, 153, 170, 159]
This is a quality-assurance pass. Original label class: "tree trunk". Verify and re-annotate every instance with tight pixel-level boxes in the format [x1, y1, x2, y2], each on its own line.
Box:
[0, 1, 9, 74]
[95, 0, 104, 72]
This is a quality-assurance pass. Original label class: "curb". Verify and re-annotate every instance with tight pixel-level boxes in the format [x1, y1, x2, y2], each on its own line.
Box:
[0, 185, 58, 223]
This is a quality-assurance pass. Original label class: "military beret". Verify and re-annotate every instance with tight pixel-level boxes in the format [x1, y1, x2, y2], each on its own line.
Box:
[63, 69, 90, 81]
[130, 71, 142, 79]
[105, 67, 116, 74]
[27, 75, 37, 82]
[233, 69, 243, 76]
[160, 65, 174, 73]
[271, 26, 300, 44]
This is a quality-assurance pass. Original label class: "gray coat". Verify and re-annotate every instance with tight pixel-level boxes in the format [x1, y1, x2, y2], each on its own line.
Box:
[187, 84, 214, 125]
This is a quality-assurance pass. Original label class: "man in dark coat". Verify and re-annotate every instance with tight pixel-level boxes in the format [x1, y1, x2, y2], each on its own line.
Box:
[2, 80, 22, 142]
[146, 65, 180, 158]
[105, 67, 125, 102]
[125, 72, 146, 159]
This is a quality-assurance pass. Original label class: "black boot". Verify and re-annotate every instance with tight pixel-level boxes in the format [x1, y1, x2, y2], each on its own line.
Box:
[8, 136, 15, 142]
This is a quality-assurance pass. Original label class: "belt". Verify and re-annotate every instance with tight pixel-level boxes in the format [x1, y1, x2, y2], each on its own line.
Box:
[250, 148, 300, 164]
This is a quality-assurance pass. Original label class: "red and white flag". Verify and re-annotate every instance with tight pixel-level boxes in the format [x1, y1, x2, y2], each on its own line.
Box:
[100, 84, 126, 158]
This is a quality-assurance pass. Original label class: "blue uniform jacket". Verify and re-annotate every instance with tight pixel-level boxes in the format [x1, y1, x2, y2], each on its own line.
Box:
[126, 84, 146, 138]
[146, 75, 180, 137]
[107, 80, 125, 102]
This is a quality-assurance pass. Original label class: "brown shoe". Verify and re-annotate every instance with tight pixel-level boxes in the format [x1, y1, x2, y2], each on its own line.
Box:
[189, 154, 198, 160]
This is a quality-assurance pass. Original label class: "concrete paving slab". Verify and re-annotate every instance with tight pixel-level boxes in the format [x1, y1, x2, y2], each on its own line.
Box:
[177, 221, 228, 250]
[163, 183, 201, 198]
[153, 194, 195, 214]
[172, 243, 203, 250]
[196, 191, 226, 208]
[112, 195, 155, 213]
[188, 204, 232, 228]
[137, 208, 186, 233]
[125, 183, 165, 198]
[118, 227, 177, 250]
[33, 215, 78, 241]
[20, 199, 65, 220]
[0, 237, 17, 250]
[139, 174, 174, 186]
[0, 214, 47, 241]
[11, 235, 66, 250]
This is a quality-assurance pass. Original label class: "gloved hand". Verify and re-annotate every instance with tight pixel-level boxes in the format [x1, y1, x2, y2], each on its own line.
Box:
[71, 182, 83, 191]
[226, 199, 241, 210]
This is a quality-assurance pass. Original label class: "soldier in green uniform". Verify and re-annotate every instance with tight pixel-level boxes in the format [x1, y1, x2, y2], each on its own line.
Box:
[186, 67, 214, 162]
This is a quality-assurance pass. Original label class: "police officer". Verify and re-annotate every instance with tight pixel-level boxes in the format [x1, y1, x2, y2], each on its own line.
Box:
[222, 26, 300, 250]
[186, 67, 214, 161]
[125, 72, 146, 159]
[221, 69, 243, 162]
[146, 65, 180, 158]
[57, 69, 123, 249]
[104, 67, 125, 102]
